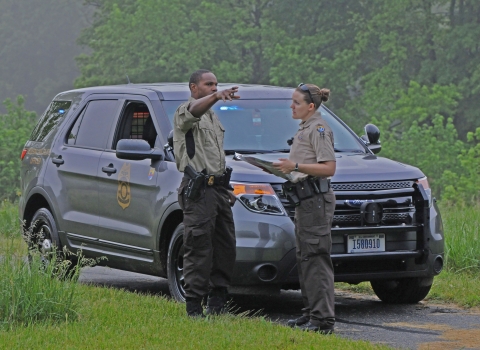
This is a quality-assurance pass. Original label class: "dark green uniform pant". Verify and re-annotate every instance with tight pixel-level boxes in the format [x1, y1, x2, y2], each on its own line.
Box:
[295, 189, 336, 326]
[179, 178, 236, 299]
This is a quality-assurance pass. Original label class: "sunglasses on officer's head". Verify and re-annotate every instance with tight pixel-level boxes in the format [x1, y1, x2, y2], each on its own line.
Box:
[298, 83, 314, 104]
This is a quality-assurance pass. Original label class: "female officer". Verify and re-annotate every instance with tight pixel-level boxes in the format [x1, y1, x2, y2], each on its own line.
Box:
[273, 83, 336, 334]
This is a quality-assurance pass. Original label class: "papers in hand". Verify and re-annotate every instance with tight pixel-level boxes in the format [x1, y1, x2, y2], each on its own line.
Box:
[235, 153, 293, 181]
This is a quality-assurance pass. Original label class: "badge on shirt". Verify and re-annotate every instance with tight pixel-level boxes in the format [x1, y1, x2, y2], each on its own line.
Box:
[317, 124, 325, 133]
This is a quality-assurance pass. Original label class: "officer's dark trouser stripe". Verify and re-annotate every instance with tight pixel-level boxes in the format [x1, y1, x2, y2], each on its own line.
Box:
[180, 179, 236, 299]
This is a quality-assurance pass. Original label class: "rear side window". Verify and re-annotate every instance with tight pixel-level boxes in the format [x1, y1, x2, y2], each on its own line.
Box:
[30, 101, 72, 142]
[113, 101, 158, 149]
[67, 100, 119, 149]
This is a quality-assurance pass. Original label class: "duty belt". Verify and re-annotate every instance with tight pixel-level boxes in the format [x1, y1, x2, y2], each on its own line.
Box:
[205, 173, 228, 186]
[282, 177, 331, 207]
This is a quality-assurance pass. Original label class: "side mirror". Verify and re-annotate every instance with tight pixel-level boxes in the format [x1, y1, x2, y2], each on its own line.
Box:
[116, 139, 163, 161]
[361, 124, 381, 154]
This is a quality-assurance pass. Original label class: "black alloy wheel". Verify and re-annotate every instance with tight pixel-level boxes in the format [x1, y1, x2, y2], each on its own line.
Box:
[28, 208, 61, 267]
[167, 223, 186, 302]
[28, 208, 76, 275]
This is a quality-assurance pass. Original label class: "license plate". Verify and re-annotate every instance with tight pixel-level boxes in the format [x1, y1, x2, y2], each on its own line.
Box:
[347, 234, 385, 253]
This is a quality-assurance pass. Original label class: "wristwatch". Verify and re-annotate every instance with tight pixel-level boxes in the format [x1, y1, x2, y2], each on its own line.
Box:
[293, 163, 299, 172]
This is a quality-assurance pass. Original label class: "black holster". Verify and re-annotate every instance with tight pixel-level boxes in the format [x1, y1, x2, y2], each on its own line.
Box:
[282, 177, 328, 206]
[224, 166, 233, 189]
[282, 181, 301, 206]
[184, 165, 205, 201]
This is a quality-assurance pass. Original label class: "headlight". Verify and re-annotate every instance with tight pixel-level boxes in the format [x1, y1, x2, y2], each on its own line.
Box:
[416, 176, 432, 207]
[231, 182, 286, 216]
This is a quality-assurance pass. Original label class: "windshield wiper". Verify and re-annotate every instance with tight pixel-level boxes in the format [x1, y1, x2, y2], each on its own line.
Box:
[224, 149, 274, 155]
[271, 149, 291, 153]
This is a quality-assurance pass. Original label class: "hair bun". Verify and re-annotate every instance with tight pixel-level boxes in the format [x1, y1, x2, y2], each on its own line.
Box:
[319, 88, 330, 102]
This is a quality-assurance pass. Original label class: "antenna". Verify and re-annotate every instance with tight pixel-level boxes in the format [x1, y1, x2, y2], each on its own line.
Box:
[126, 75, 132, 84]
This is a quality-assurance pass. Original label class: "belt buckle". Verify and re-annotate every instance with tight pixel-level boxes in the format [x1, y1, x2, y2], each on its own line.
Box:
[207, 175, 215, 186]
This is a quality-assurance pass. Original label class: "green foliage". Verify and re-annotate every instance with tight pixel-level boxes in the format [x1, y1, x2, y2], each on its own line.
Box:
[2, 0, 479, 202]
[368, 82, 465, 198]
[440, 202, 480, 273]
[0, 97, 37, 201]
[0, 200, 21, 237]
[0, 246, 80, 330]
[442, 128, 480, 203]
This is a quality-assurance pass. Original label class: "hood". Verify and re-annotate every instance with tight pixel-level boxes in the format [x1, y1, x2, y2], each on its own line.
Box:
[227, 152, 424, 184]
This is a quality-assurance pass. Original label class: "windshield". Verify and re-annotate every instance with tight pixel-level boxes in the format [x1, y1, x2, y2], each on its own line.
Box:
[162, 100, 366, 153]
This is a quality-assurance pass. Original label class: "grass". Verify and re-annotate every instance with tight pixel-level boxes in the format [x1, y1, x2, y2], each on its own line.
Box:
[1, 201, 389, 349]
[1, 200, 478, 348]
[0, 285, 390, 350]
[440, 203, 480, 273]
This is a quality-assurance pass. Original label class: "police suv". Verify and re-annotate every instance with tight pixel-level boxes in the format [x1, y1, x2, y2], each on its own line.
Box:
[19, 83, 444, 303]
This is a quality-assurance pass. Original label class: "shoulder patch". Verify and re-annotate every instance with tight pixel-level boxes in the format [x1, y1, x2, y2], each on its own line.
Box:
[316, 124, 325, 133]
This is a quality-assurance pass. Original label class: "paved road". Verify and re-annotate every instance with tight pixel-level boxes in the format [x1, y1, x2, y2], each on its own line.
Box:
[79, 267, 480, 350]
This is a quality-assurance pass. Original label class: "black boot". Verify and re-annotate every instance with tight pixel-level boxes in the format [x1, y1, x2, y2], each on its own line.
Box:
[286, 315, 310, 328]
[205, 288, 228, 315]
[186, 297, 204, 318]
[296, 321, 334, 334]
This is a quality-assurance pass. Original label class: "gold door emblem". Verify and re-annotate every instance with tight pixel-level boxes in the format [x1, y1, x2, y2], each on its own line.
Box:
[117, 163, 131, 209]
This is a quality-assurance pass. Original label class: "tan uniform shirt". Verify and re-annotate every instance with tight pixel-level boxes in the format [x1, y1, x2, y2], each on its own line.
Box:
[173, 97, 226, 175]
[289, 112, 335, 183]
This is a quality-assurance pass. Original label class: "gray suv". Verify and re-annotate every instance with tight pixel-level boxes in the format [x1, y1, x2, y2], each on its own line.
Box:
[19, 83, 444, 303]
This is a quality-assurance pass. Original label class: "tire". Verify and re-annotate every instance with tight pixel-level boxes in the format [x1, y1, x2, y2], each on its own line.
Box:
[371, 277, 433, 304]
[167, 223, 186, 302]
[28, 208, 76, 274]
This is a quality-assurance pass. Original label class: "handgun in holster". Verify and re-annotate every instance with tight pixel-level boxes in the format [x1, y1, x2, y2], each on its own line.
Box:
[184, 165, 206, 201]
[224, 166, 233, 190]
[282, 181, 301, 206]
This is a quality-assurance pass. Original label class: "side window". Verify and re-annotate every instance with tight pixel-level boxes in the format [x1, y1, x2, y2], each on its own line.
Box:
[30, 101, 72, 142]
[114, 101, 158, 149]
[67, 100, 119, 149]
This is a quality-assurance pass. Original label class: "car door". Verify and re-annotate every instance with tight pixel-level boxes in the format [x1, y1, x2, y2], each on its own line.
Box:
[96, 97, 162, 265]
[44, 97, 121, 244]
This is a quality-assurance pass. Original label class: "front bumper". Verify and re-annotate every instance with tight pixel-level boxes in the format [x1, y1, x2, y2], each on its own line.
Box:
[229, 182, 444, 288]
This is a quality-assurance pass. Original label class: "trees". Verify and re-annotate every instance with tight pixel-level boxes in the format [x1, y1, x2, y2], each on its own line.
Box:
[0, 97, 37, 201]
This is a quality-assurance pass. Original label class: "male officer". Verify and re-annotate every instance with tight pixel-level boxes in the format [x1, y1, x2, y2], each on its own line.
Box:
[173, 69, 239, 317]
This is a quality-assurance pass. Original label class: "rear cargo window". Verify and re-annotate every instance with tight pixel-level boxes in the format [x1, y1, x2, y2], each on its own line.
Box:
[30, 101, 72, 142]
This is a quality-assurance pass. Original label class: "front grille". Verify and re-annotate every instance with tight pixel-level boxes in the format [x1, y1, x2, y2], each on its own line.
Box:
[332, 181, 413, 191]
[271, 182, 415, 226]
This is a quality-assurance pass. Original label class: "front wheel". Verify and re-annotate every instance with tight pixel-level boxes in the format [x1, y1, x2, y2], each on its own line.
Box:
[371, 277, 433, 304]
[167, 223, 186, 302]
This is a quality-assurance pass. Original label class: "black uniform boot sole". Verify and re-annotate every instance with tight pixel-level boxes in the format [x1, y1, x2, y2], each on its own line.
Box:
[286, 315, 310, 328]
[296, 321, 334, 334]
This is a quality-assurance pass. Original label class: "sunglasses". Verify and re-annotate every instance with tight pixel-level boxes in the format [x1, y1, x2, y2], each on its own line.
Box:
[298, 83, 315, 105]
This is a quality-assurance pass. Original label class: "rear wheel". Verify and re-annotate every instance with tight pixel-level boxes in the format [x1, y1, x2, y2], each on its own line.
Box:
[371, 277, 433, 304]
[28, 208, 76, 275]
[167, 223, 186, 302]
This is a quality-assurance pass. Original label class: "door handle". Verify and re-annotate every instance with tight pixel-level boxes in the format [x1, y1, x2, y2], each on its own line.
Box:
[52, 156, 64, 165]
[102, 164, 117, 174]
